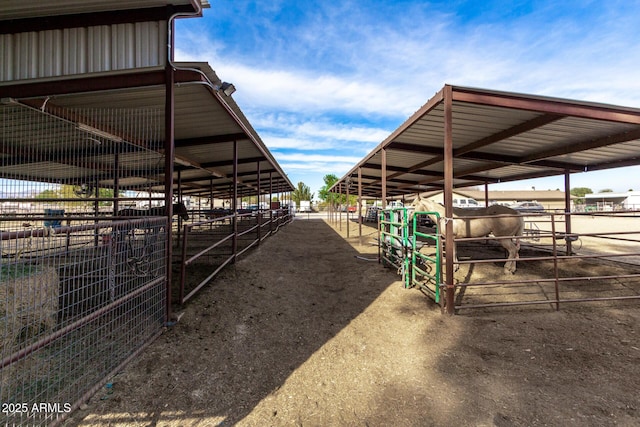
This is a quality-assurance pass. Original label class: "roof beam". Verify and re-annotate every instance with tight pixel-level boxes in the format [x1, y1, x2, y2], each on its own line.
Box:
[175, 133, 248, 147]
[454, 114, 565, 156]
[387, 142, 442, 155]
[453, 87, 640, 125]
[0, 70, 167, 99]
[519, 127, 640, 163]
[201, 156, 265, 168]
[379, 115, 566, 185]
[461, 151, 584, 171]
[0, 6, 196, 34]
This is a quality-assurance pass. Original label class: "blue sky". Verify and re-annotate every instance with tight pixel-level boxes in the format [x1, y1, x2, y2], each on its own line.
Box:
[175, 0, 640, 199]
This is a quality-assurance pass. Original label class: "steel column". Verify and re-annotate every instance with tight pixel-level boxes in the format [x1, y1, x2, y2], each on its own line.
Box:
[164, 56, 175, 320]
[257, 160, 261, 243]
[564, 170, 573, 256]
[338, 183, 342, 231]
[484, 181, 489, 207]
[358, 167, 362, 239]
[381, 148, 387, 208]
[232, 139, 238, 262]
[443, 85, 455, 315]
[346, 178, 350, 238]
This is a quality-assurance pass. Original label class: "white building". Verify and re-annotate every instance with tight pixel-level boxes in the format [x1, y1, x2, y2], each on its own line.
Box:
[584, 191, 640, 211]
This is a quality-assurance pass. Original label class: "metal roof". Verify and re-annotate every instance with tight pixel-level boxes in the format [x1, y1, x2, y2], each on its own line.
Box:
[0, 1, 292, 200]
[0, 63, 294, 199]
[0, 1, 209, 21]
[332, 85, 640, 198]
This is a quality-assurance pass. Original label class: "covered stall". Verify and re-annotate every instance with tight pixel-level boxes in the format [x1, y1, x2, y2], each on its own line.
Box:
[0, 2, 293, 425]
[331, 85, 640, 314]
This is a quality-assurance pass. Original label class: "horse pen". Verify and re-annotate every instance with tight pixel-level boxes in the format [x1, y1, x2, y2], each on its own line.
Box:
[60, 214, 640, 426]
[0, 101, 294, 426]
[375, 200, 640, 312]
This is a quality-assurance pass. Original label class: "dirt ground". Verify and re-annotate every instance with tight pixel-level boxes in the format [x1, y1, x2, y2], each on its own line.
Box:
[64, 215, 640, 427]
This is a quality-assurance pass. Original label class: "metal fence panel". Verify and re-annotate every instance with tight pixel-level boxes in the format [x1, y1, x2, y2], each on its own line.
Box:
[0, 103, 169, 426]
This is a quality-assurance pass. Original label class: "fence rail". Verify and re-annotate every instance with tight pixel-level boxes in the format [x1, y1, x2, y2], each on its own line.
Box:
[177, 208, 292, 305]
[377, 208, 640, 313]
[1, 218, 167, 426]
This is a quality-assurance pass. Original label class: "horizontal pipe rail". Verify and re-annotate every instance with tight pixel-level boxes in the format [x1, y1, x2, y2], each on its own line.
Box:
[1, 276, 164, 369]
[178, 209, 292, 304]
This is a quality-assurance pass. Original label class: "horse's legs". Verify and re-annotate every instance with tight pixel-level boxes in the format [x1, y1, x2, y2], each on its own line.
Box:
[452, 242, 460, 272]
[501, 238, 519, 274]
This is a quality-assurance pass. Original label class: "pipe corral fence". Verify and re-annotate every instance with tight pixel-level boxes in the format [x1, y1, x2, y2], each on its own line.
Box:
[377, 207, 640, 313]
[176, 208, 292, 305]
[0, 104, 292, 426]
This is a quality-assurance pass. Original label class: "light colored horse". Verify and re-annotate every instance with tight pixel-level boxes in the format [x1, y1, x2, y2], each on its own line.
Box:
[409, 195, 524, 274]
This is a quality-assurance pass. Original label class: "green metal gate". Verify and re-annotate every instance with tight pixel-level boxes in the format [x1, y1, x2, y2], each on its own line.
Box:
[410, 211, 443, 303]
[379, 208, 442, 302]
[379, 208, 410, 287]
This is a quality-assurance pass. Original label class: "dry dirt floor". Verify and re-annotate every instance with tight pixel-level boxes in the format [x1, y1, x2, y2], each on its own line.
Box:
[64, 215, 640, 427]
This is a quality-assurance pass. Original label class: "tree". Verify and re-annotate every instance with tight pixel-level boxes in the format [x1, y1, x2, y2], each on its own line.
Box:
[97, 188, 115, 206]
[318, 174, 339, 206]
[291, 182, 313, 205]
[36, 185, 120, 208]
[570, 187, 592, 204]
[35, 189, 58, 199]
[317, 174, 358, 208]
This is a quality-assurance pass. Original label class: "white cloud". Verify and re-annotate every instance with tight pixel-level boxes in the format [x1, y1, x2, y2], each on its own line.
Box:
[274, 152, 363, 164]
[247, 112, 390, 142]
[174, 1, 640, 196]
[177, 14, 640, 124]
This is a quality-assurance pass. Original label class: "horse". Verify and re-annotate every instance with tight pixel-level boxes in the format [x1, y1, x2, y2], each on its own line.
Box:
[118, 202, 189, 221]
[409, 194, 524, 274]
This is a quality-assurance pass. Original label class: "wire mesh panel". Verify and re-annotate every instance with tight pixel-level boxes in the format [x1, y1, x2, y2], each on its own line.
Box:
[0, 102, 169, 425]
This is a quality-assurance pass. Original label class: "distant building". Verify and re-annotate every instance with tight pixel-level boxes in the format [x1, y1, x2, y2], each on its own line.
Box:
[407, 189, 572, 211]
[584, 191, 640, 211]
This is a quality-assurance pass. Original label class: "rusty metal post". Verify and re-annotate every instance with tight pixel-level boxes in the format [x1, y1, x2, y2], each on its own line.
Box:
[269, 172, 273, 235]
[163, 51, 175, 321]
[338, 183, 342, 231]
[358, 167, 362, 239]
[564, 170, 573, 256]
[346, 177, 350, 238]
[179, 224, 189, 304]
[176, 169, 182, 246]
[381, 148, 387, 208]
[484, 181, 489, 207]
[443, 85, 455, 315]
[551, 213, 560, 311]
[210, 179, 214, 230]
[232, 139, 238, 263]
[257, 160, 261, 243]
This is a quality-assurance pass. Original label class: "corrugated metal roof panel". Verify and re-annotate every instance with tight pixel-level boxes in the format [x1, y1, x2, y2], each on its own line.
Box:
[333, 85, 640, 198]
[0, 1, 208, 20]
[0, 21, 166, 81]
[0, 63, 293, 198]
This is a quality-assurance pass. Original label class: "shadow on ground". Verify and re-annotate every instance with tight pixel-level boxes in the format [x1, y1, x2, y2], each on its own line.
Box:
[65, 218, 404, 426]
